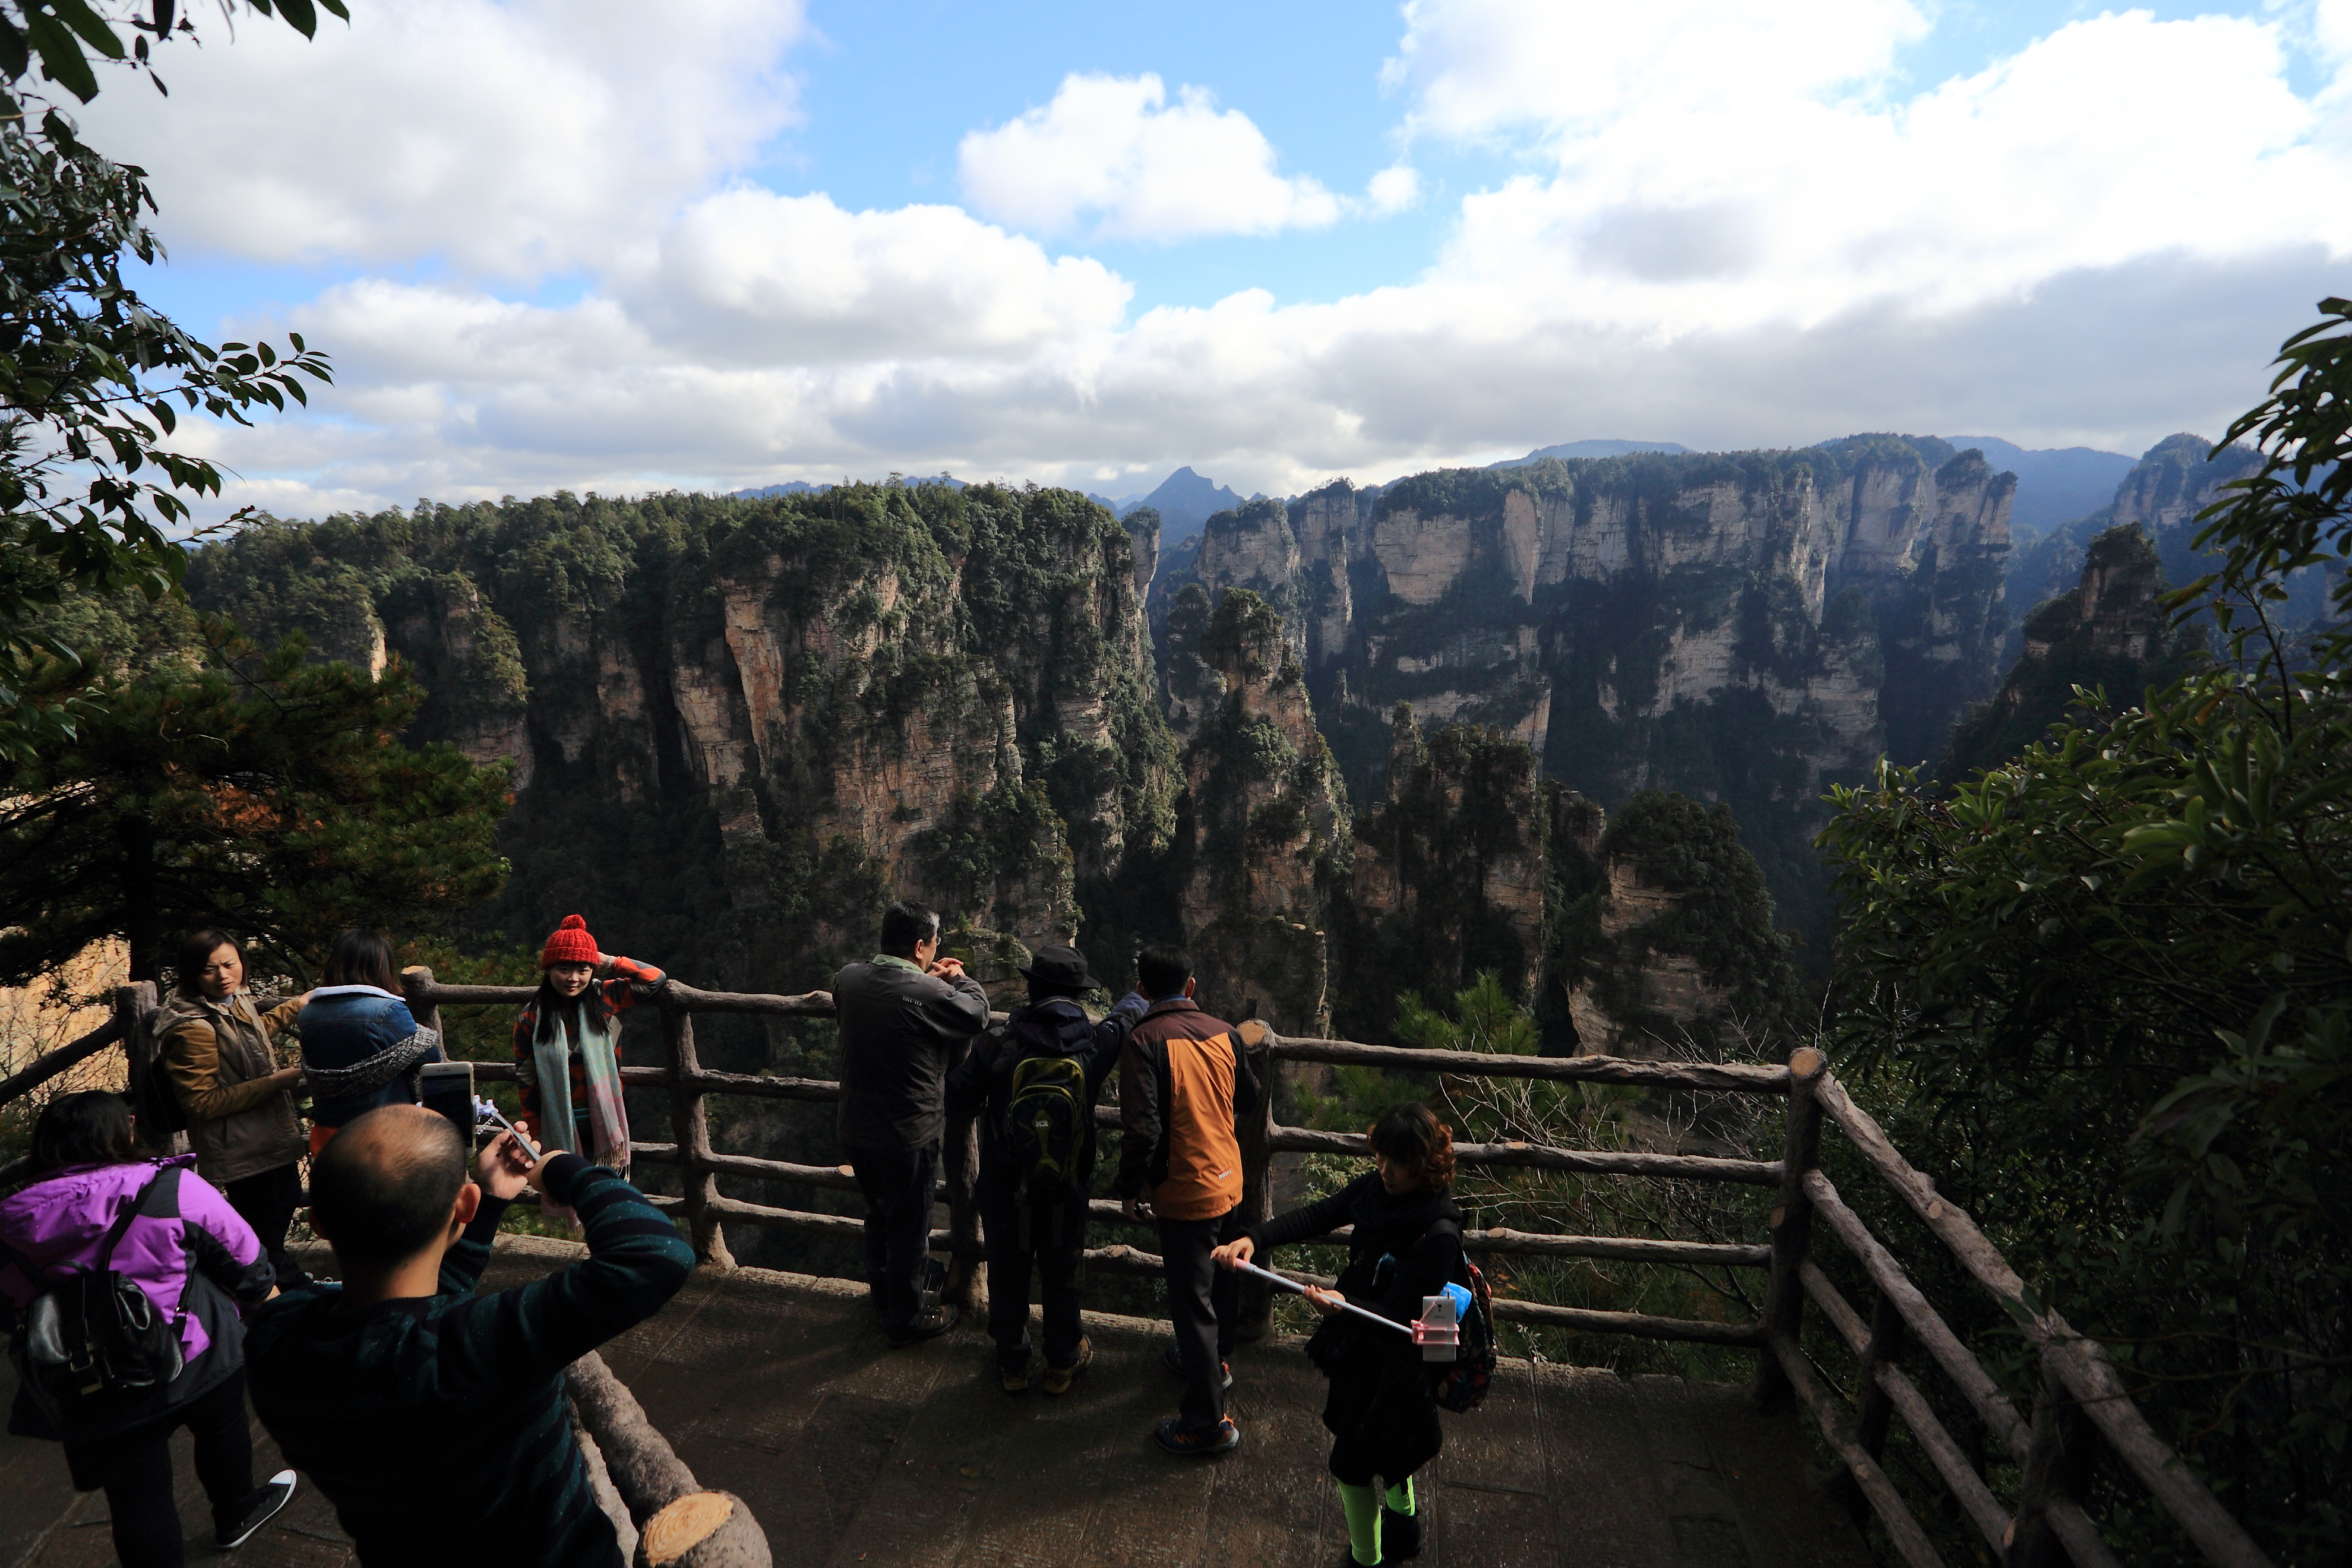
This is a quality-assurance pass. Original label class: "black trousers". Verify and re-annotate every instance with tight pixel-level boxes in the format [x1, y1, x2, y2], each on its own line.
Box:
[844, 1140, 940, 1330]
[223, 1162, 304, 1288]
[1158, 1206, 1245, 1430]
[63, 1369, 258, 1568]
[982, 1187, 1086, 1371]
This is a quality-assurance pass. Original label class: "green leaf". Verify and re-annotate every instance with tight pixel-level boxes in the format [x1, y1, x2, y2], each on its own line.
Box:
[23, 10, 100, 100]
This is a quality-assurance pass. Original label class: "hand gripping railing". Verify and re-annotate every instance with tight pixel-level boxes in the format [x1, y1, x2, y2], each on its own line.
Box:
[0, 978, 2272, 1567]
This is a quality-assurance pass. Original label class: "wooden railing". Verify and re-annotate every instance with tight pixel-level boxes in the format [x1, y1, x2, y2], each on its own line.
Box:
[0, 978, 2273, 1567]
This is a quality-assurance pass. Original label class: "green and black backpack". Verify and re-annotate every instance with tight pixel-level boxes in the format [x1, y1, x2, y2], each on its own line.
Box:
[1000, 1011, 1096, 1203]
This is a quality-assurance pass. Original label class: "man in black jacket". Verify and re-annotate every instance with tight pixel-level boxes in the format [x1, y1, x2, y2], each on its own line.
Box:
[946, 944, 1145, 1395]
[834, 900, 990, 1346]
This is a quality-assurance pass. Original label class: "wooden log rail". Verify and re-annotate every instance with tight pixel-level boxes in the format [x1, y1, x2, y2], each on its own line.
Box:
[0, 976, 2271, 1566]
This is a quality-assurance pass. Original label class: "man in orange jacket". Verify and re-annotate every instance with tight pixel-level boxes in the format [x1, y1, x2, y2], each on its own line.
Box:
[1115, 943, 1260, 1457]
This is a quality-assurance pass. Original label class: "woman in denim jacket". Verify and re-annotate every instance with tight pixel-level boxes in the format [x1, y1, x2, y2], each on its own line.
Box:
[296, 930, 444, 1154]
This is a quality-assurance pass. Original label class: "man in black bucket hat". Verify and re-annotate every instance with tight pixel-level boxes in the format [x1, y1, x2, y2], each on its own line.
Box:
[947, 943, 1146, 1395]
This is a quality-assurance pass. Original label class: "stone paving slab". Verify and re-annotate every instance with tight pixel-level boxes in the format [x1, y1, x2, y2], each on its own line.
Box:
[0, 1238, 1872, 1567]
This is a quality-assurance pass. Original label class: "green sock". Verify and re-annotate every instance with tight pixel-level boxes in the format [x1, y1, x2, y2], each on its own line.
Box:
[1383, 1475, 1416, 1516]
[1337, 1480, 1383, 1565]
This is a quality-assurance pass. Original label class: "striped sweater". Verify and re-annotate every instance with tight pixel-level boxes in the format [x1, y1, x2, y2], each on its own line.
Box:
[244, 1155, 694, 1567]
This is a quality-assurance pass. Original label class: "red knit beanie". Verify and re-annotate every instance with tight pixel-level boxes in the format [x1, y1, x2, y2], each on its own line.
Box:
[540, 915, 599, 969]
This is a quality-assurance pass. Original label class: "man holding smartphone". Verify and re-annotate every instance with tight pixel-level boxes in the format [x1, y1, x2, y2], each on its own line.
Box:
[833, 899, 990, 1347]
[245, 1106, 694, 1566]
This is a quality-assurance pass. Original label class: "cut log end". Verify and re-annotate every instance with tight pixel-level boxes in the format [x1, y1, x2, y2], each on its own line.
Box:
[642, 1491, 736, 1566]
[1788, 1045, 1825, 1078]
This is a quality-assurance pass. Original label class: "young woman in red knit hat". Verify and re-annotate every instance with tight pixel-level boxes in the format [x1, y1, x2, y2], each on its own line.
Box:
[511, 916, 663, 1178]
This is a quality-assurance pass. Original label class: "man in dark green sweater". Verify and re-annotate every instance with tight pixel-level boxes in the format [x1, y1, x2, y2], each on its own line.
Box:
[246, 1104, 695, 1566]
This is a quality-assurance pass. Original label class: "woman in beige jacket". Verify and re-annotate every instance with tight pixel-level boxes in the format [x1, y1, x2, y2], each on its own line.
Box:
[156, 929, 312, 1287]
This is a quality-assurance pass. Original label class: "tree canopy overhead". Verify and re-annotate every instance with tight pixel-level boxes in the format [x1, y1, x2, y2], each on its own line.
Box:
[1, 0, 340, 762]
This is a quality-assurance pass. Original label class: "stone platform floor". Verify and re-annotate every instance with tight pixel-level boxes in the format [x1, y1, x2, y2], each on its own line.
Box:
[0, 1237, 1873, 1567]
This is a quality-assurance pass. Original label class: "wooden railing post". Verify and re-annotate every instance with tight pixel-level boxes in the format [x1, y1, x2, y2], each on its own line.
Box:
[1828, 1285, 1909, 1523]
[2008, 1358, 2094, 1567]
[1234, 1020, 1278, 1341]
[942, 1033, 982, 1312]
[118, 981, 178, 1155]
[664, 998, 734, 1268]
[1754, 1045, 1827, 1408]
[399, 966, 445, 1049]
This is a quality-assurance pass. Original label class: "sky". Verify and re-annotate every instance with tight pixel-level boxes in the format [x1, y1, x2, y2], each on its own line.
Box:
[72, 0, 2352, 520]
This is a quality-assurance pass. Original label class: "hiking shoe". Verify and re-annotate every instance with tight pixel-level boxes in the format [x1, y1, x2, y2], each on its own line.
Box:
[1162, 1342, 1233, 1390]
[1041, 1337, 1092, 1396]
[886, 1304, 959, 1347]
[999, 1360, 1030, 1395]
[1381, 1506, 1421, 1560]
[217, 1470, 298, 1550]
[1153, 1415, 1241, 1457]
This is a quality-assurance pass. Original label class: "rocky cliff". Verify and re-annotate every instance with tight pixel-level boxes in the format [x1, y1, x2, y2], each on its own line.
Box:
[1940, 522, 2202, 781]
[1175, 438, 2015, 950]
[185, 484, 1174, 1001]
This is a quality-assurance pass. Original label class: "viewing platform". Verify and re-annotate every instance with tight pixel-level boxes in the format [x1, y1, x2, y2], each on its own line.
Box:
[0, 1236, 1872, 1568]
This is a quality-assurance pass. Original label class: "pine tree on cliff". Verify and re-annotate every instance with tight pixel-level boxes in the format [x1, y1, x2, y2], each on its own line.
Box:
[0, 621, 511, 985]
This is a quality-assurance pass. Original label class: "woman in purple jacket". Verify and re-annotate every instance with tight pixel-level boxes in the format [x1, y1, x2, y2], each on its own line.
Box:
[0, 1092, 298, 1566]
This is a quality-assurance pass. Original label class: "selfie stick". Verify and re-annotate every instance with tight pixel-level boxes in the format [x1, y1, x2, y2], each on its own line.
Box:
[1231, 1259, 1409, 1336]
[1231, 1259, 1465, 1358]
[472, 1096, 541, 1161]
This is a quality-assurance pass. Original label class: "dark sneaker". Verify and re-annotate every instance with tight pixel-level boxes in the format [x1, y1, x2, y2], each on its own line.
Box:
[1041, 1336, 1092, 1396]
[1000, 1360, 1030, 1395]
[1340, 1548, 1383, 1567]
[886, 1304, 959, 1348]
[1154, 1415, 1241, 1457]
[217, 1469, 298, 1550]
[1381, 1506, 1421, 1560]
[1161, 1342, 1233, 1390]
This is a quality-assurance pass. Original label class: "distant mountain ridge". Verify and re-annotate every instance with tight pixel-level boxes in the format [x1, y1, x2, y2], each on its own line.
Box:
[1491, 439, 1692, 467]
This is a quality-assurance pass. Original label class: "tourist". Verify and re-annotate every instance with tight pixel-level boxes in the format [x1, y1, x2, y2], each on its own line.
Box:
[246, 1105, 694, 1566]
[1213, 1102, 1464, 1567]
[0, 1091, 296, 1566]
[511, 915, 663, 1178]
[298, 928, 445, 1153]
[157, 928, 312, 1288]
[834, 899, 989, 1346]
[1115, 943, 1259, 1456]
[946, 943, 1145, 1393]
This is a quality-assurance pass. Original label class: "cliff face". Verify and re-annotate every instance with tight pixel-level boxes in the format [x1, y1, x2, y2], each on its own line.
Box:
[1940, 523, 2202, 781]
[1169, 589, 1348, 1033]
[1178, 438, 2014, 950]
[1326, 709, 1545, 1042]
[185, 485, 1174, 992]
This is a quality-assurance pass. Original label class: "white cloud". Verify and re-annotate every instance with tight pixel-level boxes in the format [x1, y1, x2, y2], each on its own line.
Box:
[957, 72, 1343, 241]
[131, 0, 2352, 524]
[78, 0, 805, 279]
[623, 188, 1131, 363]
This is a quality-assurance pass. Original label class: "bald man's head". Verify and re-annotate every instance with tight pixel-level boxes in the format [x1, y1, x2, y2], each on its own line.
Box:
[309, 1105, 470, 1270]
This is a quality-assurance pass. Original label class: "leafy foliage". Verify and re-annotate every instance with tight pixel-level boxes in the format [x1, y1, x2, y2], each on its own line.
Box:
[1819, 299, 2352, 1562]
[0, 0, 340, 761]
[0, 620, 512, 985]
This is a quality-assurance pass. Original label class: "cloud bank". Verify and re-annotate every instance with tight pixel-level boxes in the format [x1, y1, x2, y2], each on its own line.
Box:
[72, 0, 2352, 518]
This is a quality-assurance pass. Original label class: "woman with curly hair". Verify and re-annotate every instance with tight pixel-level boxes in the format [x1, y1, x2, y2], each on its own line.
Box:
[1215, 1101, 1463, 1566]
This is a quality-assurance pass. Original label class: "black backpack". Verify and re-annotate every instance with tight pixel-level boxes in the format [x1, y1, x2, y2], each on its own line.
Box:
[1424, 1218, 1496, 1413]
[998, 1013, 1095, 1203]
[4, 1168, 188, 1424]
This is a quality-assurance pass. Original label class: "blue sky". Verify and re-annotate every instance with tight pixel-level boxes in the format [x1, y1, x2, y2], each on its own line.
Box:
[77, 0, 2352, 518]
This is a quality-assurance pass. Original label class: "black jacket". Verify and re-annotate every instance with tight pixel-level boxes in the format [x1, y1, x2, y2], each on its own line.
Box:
[832, 958, 990, 1152]
[1251, 1172, 1463, 1475]
[1113, 998, 1261, 1199]
[947, 992, 1146, 1199]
